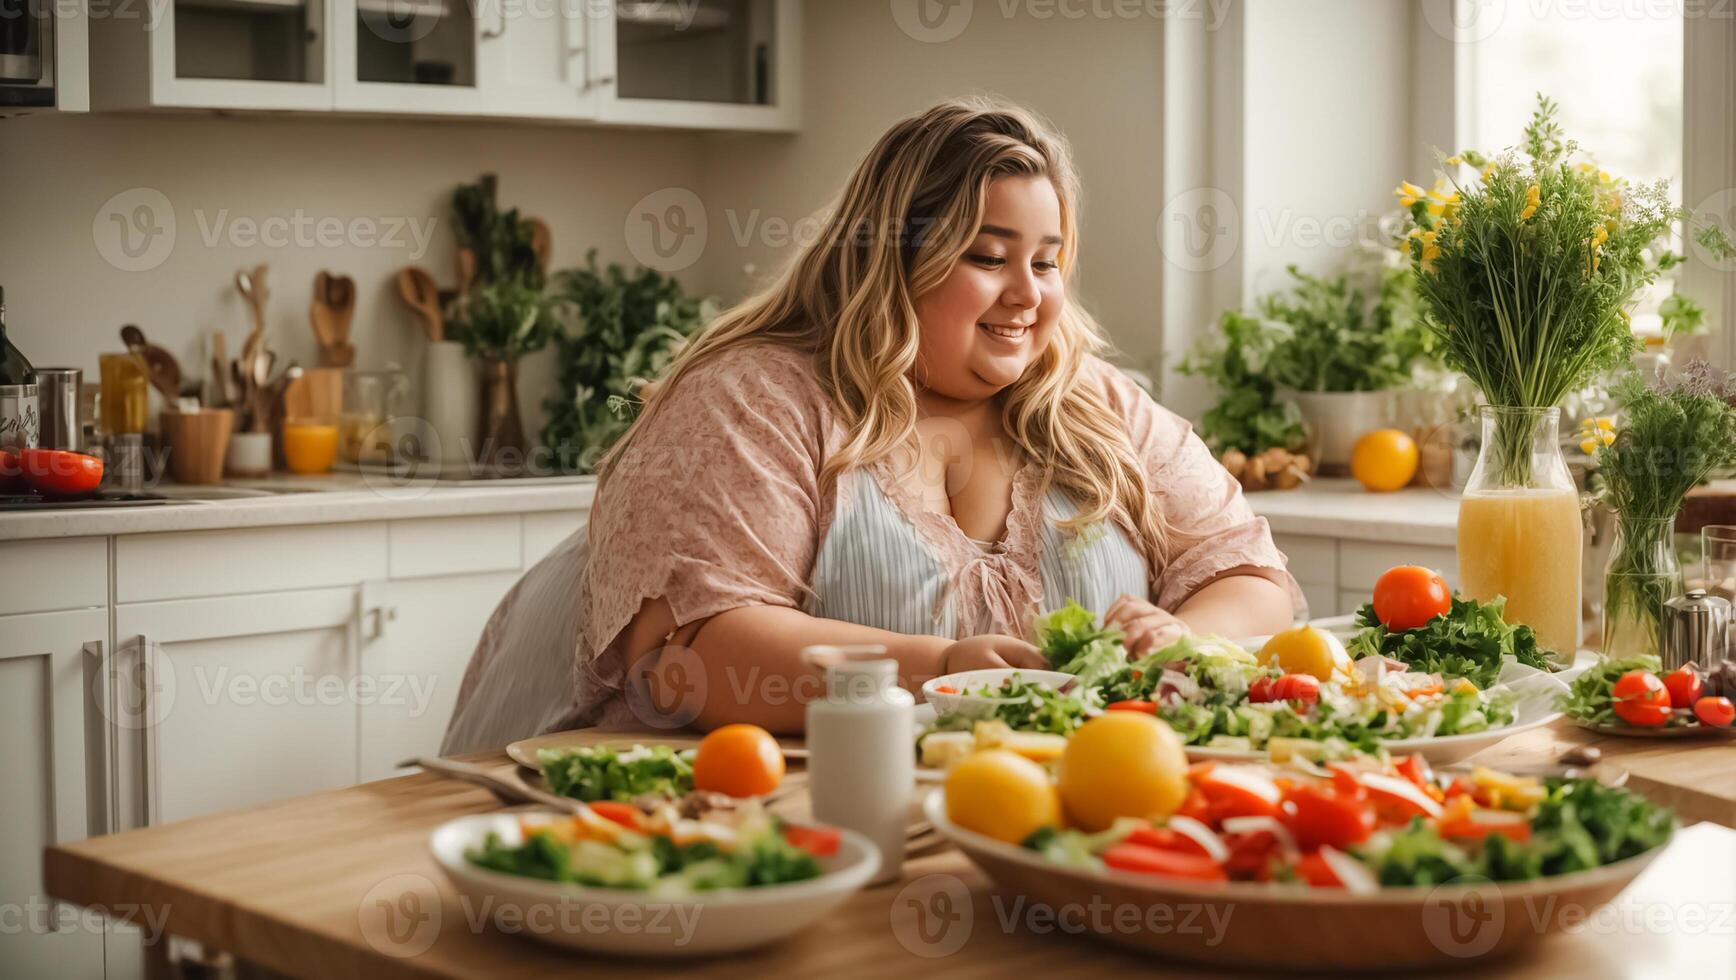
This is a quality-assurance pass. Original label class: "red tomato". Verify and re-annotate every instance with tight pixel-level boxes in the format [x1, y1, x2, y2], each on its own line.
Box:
[1694, 696, 1735, 728]
[1663, 669, 1704, 711]
[1611, 670, 1672, 727]
[931, 685, 958, 694]
[1123, 825, 1209, 857]
[19, 449, 103, 497]
[587, 801, 642, 829]
[1281, 784, 1374, 851]
[1101, 842, 1226, 881]
[1247, 676, 1277, 703]
[782, 824, 842, 857]
[1223, 829, 1281, 881]
[1372, 566, 1453, 630]
[1394, 755, 1433, 791]
[1106, 700, 1158, 714]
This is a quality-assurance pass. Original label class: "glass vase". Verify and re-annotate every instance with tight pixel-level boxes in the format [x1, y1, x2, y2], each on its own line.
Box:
[1601, 515, 1683, 658]
[1457, 406, 1583, 668]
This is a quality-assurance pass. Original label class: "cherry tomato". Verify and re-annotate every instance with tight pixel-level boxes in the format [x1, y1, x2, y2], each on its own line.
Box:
[586, 801, 642, 829]
[19, 448, 103, 497]
[1106, 700, 1158, 714]
[1281, 784, 1375, 851]
[692, 723, 785, 798]
[1247, 676, 1277, 703]
[1372, 566, 1452, 631]
[1694, 696, 1735, 728]
[1101, 842, 1226, 881]
[1611, 670, 1672, 727]
[782, 824, 842, 857]
[1663, 668, 1704, 710]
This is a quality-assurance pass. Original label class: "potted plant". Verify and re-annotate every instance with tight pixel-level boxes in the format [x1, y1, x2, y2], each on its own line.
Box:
[542, 251, 715, 474]
[1394, 94, 1734, 662]
[1178, 310, 1312, 491]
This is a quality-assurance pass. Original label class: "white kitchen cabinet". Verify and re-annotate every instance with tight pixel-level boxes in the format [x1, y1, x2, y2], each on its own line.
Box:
[588, 0, 799, 131]
[108, 586, 380, 828]
[331, 0, 483, 114]
[476, 0, 601, 119]
[0, 609, 106, 980]
[88, 0, 336, 112]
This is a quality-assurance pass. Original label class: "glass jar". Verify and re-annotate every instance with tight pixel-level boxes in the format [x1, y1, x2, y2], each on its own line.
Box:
[1601, 516, 1683, 658]
[340, 369, 410, 465]
[99, 352, 149, 436]
[1457, 406, 1583, 667]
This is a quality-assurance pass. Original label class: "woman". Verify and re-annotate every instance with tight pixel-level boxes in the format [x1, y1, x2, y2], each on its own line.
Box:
[444, 98, 1298, 750]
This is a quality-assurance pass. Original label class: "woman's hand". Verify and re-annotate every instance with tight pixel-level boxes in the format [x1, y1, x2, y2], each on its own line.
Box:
[1105, 593, 1190, 657]
[940, 634, 1049, 673]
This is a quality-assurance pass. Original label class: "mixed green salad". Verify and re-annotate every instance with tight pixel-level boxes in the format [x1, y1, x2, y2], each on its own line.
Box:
[1349, 595, 1550, 689]
[538, 744, 696, 802]
[466, 798, 834, 894]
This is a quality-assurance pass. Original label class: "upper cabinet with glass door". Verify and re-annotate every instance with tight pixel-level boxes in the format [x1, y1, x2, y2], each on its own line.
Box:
[590, 0, 800, 131]
[89, 0, 335, 111]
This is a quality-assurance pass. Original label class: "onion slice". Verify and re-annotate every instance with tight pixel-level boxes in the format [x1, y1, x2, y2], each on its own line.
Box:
[1220, 815, 1299, 859]
[1319, 846, 1379, 895]
[1166, 815, 1230, 864]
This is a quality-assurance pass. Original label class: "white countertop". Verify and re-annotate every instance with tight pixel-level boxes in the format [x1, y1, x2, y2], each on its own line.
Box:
[0, 473, 598, 541]
[1244, 477, 1459, 547]
[2, 473, 1458, 547]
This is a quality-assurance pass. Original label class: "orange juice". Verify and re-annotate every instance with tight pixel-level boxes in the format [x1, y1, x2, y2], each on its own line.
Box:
[282, 421, 339, 475]
[1457, 489, 1583, 659]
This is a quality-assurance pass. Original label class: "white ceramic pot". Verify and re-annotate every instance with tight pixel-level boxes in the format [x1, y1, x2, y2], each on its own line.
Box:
[421, 341, 479, 469]
[225, 431, 272, 478]
[1281, 389, 1397, 471]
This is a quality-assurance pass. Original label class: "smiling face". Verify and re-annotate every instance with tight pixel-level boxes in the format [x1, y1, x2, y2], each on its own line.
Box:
[912, 175, 1066, 401]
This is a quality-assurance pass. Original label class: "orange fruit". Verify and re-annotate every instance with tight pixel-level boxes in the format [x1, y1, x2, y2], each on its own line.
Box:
[1351, 429, 1419, 492]
[692, 724, 785, 798]
[944, 749, 1062, 844]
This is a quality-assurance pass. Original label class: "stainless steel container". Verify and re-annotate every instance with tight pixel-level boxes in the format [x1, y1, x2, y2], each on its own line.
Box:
[0, 382, 38, 452]
[1660, 588, 1731, 671]
[34, 367, 82, 451]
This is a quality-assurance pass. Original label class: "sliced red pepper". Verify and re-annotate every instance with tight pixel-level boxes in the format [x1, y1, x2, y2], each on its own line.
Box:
[932, 685, 958, 695]
[1281, 784, 1374, 851]
[1106, 700, 1158, 714]
[587, 801, 642, 829]
[1101, 842, 1226, 881]
[1293, 850, 1343, 888]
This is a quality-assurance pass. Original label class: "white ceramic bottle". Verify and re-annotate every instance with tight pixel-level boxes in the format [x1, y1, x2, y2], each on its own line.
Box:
[802, 645, 914, 886]
[421, 341, 478, 470]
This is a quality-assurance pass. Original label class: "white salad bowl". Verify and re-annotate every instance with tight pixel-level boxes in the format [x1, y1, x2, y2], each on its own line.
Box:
[429, 811, 880, 957]
[1183, 705, 1565, 766]
[921, 668, 1078, 720]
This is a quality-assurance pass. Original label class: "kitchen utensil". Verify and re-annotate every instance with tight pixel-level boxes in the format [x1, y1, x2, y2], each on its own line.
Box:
[405, 756, 591, 814]
[98, 353, 149, 437]
[504, 730, 809, 770]
[235, 265, 269, 338]
[236, 265, 272, 432]
[527, 218, 552, 278]
[395, 267, 444, 343]
[1660, 588, 1731, 672]
[311, 271, 357, 368]
[455, 247, 477, 302]
[209, 332, 233, 408]
[160, 408, 234, 485]
[120, 324, 183, 403]
[34, 367, 81, 451]
[16, 448, 104, 497]
[421, 341, 477, 469]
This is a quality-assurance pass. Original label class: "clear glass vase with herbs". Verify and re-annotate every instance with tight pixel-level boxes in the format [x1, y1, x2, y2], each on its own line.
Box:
[1394, 94, 1735, 661]
[1591, 366, 1736, 656]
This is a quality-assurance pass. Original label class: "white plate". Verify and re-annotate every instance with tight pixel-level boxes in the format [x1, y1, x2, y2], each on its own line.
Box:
[429, 812, 880, 957]
[921, 668, 1079, 720]
[1184, 708, 1564, 765]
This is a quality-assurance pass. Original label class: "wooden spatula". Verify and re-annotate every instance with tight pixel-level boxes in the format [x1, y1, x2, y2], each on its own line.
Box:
[395, 267, 444, 343]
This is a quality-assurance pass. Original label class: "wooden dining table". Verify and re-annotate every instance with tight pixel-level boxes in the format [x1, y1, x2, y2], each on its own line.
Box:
[43, 718, 1736, 979]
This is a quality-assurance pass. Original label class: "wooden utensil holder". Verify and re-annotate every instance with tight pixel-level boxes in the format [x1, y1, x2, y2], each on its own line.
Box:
[161, 408, 235, 485]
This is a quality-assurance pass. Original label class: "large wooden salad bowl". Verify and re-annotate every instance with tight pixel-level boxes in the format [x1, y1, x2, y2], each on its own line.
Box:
[922, 790, 1669, 971]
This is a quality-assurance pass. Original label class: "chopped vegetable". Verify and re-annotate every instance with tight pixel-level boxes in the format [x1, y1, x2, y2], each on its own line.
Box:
[1350, 595, 1551, 688]
[538, 744, 695, 802]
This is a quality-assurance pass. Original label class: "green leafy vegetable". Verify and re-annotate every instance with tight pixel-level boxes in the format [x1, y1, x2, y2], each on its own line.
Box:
[467, 819, 820, 892]
[1032, 600, 1128, 689]
[1350, 595, 1551, 688]
[538, 745, 695, 802]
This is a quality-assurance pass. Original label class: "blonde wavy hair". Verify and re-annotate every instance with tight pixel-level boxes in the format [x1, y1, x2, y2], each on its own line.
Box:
[600, 97, 1168, 561]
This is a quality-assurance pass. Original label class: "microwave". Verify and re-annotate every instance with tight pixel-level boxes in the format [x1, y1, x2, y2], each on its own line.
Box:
[0, 0, 53, 108]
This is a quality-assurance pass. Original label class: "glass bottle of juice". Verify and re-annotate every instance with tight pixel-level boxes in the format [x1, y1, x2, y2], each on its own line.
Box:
[1457, 406, 1583, 666]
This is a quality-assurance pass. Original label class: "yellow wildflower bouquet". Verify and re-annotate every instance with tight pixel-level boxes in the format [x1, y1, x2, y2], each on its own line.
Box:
[1393, 95, 1730, 411]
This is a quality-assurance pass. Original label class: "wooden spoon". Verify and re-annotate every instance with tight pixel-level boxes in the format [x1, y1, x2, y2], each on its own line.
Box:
[310, 271, 356, 367]
[527, 218, 552, 279]
[120, 324, 183, 403]
[395, 267, 444, 343]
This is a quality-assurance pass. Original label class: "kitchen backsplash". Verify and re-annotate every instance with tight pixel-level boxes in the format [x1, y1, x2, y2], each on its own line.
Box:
[0, 112, 713, 435]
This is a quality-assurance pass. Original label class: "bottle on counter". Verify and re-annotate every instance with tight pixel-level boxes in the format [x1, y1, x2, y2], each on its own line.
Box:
[801, 644, 914, 886]
[0, 286, 41, 452]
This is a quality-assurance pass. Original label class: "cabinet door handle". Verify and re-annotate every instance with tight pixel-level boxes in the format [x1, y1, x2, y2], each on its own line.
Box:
[82, 640, 115, 838]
